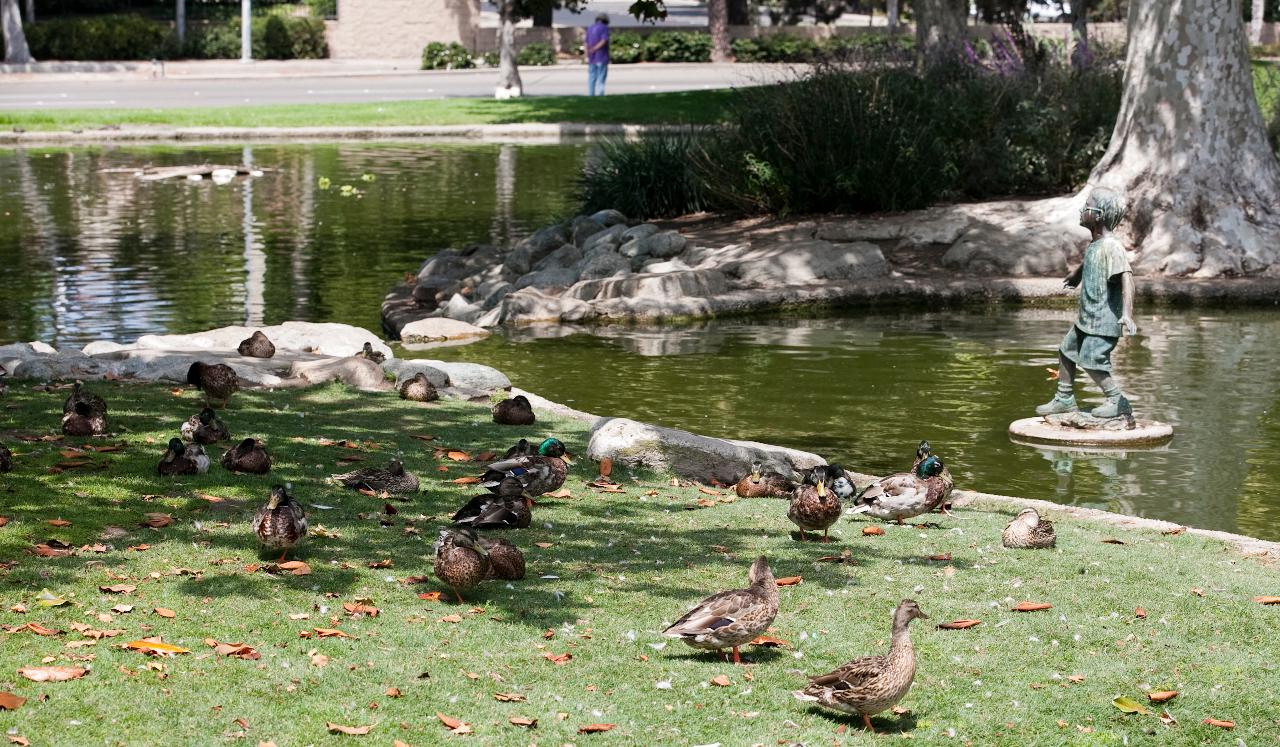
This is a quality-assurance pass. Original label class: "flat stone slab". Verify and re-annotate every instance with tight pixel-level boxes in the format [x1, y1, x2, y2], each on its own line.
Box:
[1008, 415, 1174, 447]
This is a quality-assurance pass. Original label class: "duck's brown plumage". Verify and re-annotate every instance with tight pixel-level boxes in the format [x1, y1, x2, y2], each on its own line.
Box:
[789, 466, 842, 542]
[157, 437, 210, 476]
[735, 461, 795, 498]
[452, 477, 531, 530]
[492, 395, 536, 426]
[662, 555, 780, 664]
[221, 438, 272, 474]
[332, 458, 420, 494]
[398, 372, 438, 402]
[181, 407, 230, 444]
[479, 536, 526, 580]
[187, 362, 240, 406]
[237, 331, 276, 358]
[1002, 508, 1056, 549]
[253, 484, 307, 561]
[355, 342, 386, 364]
[61, 382, 109, 436]
[433, 528, 489, 603]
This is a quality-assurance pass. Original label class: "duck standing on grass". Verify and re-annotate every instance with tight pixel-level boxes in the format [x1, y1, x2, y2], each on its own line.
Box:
[492, 395, 536, 426]
[237, 330, 276, 358]
[187, 361, 240, 408]
[398, 372, 439, 402]
[221, 438, 272, 474]
[433, 527, 489, 603]
[789, 465, 843, 542]
[794, 599, 928, 732]
[181, 407, 230, 444]
[253, 484, 307, 562]
[157, 437, 210, 476]
[735, 460, 796, 498]
[851, 455, 950, 525]
[662, 555, 780, 665]
[452, 476, 533, 530]
[332, 457, 420, 494]
[912, 440, 956, 514]
[1002, 508, 1056, 549]
[61, 382, 109, 436]
[479, 437, 571, 496]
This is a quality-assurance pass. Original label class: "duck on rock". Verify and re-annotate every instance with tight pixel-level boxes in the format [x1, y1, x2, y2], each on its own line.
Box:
[237, 331, 276, 358]
[789, 464, 843, 542]
[187, 362, 240, 408]
[479, 437, 570, 497]
[794, 599, 929, 732]
[355, 342, 385, 364]
[735, 460, 796, 498]
[398, 372, 439, 402]
[221, 438, 272, 474]
[332, 457, 420, 494]
[851, 455, 951, 525]
[663, 555, 780, 665]
[61, 382, 108, 436]
[158, 437, 210, 476]
[181, 407, 230, 444]
[492, 395, 535, 426]
[252, 484, 307, 562]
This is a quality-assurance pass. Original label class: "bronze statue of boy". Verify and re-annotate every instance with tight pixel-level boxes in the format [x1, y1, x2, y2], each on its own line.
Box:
[1037, 187, 1137, 419]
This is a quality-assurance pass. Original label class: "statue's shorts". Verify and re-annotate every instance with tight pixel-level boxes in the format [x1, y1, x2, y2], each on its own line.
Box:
[1059, 324, 1117, 373]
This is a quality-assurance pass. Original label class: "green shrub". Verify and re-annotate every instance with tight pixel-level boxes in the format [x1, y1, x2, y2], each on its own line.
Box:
[305, 0, 337, 18]
[642, 31, 711, 63]
[285, 16, 327, 58]
[580, 131, 710, 219]
[177, 16, 326, 60]
[517, 42, 556, 66]
[422, 41, 475, 70]
[25, 14, 167, 60]
[261, 15, 291, 59]
[482, 51, 500, 68]
[610, 31, 645, 64]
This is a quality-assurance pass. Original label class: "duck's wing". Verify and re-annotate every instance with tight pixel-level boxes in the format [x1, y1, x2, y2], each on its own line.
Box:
[662, 587, 761, 637]
[808, 654, 891, 691]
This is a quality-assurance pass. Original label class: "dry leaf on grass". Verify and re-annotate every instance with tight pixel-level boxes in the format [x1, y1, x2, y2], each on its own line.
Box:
[313, 628, 352, 638]
[417, 591, 443, 601]
[493, 692, 525, 702]
[509, 716, 537, 728]
[141, 513, 174, 528]
[578, 723, 616, 734]
[598, 457, 613, 477]
[774, 576, 803, 587]
[862, 526, 885, 536]
[749, 635, 790, 648]
[31, 544, 72, 558]
[1067, 674, 1086, 683]
[1135, 607, 1147, 619]
[451, 476, 481, 485]
[710, 675, 731, 687]
[18, 666, 87, 682]
[546, 489, 573, 499]
[1147, 691, 1178, 703]
[542, 652, 573, 664]
[1253, 596, 1280, 605]
[153, 608, 176, 619]
[326, 722, 372, 736]
[438, 614, 463, 624]
[99, 584, 136, 594]
[533, 542, 554, 549]
[1202, 718, 1234, 729]
[46, 519, 71, 527]
[1111, 696, 1148, 714]
[938, 619, 982, 630]
[445, 451, 471, 462]
[385, 687, 401, 698]
[344, 602, 380, 617]
[205, 639, 262, 660]
[0, 692, 26, 710]
[126, 639, 190, 656]
[436, 712, 472, 734]
[264, 561, 311, 576]
[1012, 601, 1052, 612]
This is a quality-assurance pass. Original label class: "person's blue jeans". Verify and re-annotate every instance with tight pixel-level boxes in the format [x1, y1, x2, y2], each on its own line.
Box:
[588, 62, 608, 96]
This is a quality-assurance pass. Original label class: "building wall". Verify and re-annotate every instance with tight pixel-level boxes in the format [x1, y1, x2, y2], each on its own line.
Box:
[328, 0, 478, 59]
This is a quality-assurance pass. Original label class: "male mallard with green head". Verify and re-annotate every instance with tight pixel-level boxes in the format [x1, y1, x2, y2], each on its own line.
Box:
[479, 437, 571, 496]
[912, 440, 955, 514]
[332, 457, 420, 494]
[355, 342, 386, 364]
[794, 599, 929, 732]
[452, 476, 533, 530]
[851, 455, 950, 525]
[789, 465, 843, 542]
[479, 535, 526, 580]
[1002, 508, 1056, 549]
[61, 382, 108, 436]
[663, 555, 780, 665]
[735, 460, 796, 498]
[187, 361, 240, 408]
[157, 437, 210, 476]
[181, 407, 230, 444]
[492, 395, 536, 426]
[253, 484, 307, 562]
[433, 528, 489, 603]
[398, 372, 438, 402]
[237, 330, 276, 358]
[221, 438, 272, 475]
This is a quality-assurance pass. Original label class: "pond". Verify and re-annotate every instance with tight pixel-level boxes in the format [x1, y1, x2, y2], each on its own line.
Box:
[2, 143, 1278, 541]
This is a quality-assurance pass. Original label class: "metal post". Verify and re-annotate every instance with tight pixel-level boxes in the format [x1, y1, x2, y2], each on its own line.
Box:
[176, 0, 186, 47]
[240, 0, 252, 63]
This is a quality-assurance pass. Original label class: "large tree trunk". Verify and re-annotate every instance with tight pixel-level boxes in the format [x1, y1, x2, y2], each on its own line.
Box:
[1088, 0, 1280, 277]
[494, 0, 523, 98]
[709, 0, 732, 62]
[914, 0, 966, 53]
[886, 0, 900, 32]
[2, 0, 32, 64]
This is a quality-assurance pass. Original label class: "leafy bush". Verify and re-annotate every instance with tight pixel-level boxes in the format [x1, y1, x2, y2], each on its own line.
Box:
[482, 51, 500, 67]
[580, 131, 710, 219]
[25, 14, 167, 60]
[261, 15, 291, 59]
[305, 0, 337, 18]
[422, 41, 475, 70]
[610, 31, 645, 64]
[731, 35, 818, 62]
[642, 31, 711, 63]
[181, 16, 326, 59]
[517, 42, 556, 66]
[285, 17, 327, 58]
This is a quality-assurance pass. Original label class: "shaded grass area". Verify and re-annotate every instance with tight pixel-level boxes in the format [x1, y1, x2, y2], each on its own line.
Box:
[0, 90, 736, 132]
[1, 381, 1278, 744]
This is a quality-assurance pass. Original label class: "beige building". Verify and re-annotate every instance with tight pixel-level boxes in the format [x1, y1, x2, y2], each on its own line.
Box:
[328, 0, 479, 59]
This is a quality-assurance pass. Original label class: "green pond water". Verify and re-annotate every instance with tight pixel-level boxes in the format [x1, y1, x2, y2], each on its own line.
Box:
[3, 144, 1280, 540]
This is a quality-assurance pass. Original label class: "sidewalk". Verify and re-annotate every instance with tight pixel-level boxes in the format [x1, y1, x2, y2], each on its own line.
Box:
[0, 58, 428, 81]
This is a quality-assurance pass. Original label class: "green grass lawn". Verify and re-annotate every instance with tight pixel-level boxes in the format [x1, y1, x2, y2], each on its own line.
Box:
[1, 381, 1278, 744]
[0, 90, 736, 133]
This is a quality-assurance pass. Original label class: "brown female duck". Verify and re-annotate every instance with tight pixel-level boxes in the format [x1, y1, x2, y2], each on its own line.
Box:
[492, 395, 536, 426]
[181, 407, 230, 444]
[789, 465, 842, 542]
[61, 382, 108, 436]
[252, 484, 307, 562]
[452, 476, 532, 530]
[479, 535, 526, 580]
[187, 361, 240, 408]
[662, 555, 780, 665]
[332, 457, 420, 494]
[221, 438, 272, 474]
[398, 372, 438, 402]
[237, 330, 276, 358]
[433, 528, 489, 603]
[355, 342, 385, 364]
[735, 460, 796, 498]
[1002, 508, 1056, 549]
[0, 443, 12, 473]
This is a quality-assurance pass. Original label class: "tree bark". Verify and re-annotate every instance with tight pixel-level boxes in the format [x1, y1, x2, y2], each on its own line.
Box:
[1249, 0, 1265, 45]
[709, 0, 732, 62]
[914, 0, 966, 53]
[495, 0, 523, 98]
[2, 0, 32, 63]
[886, 0, 900, 32]
[1088, 0, 1280, 277]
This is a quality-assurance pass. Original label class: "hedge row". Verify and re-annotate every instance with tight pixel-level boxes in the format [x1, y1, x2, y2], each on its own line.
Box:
[23, 13, 327, 60]
[608, 30, 914, 64]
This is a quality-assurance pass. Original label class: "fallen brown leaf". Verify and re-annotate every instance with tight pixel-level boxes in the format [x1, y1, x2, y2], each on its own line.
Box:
[368, 559, 392, 569]
[0, 692, 27, 710]
[451, 476, 481, 485]
[578, 723, 616, 734]
[493, 692, 526, 702]
[1135, 607, 1147, 619]
[508, 716, 537, 728]
[1191, 588, 1205, 597]
[265, 561, 311, 576]
[46, 519, 72, 527]
[1012, 601, 1052, 612]
[938, 619, 982, 630]
[18, 666, 87, 682]
[1067, 674, 1086, 684]
[126, 639, 190, 656]
[533, 542, 554, 549]
[1147, 691, 1178, 703]
[598, 457, 613, 478]
[748, 635, 790, 648]
[436, 712, 472, 734]
[862, 526, 885, 536]
[99, 584, 136, 594]
[1162, 526, 1187, 536]
[438, 614, 463, 624]
[385, 687, 402, 698]
[1202, 719, 1234, 729]
[417, 591, 443, 601]
[7, 736, 29, 746]
[1253, 596, 1280, 605]
[446, 451, 471, 462]
[546, 488, 573, 499]
[326, 722, 372, 736]
[710, 675, 731, 687]
[141, 513, 174, 528]
[774, 576, 803, 587]
[928, 552, 952, 561]
[206, 639, 262, 660]
[313, 628, 352, 639]
[343, 602, 380, 617]
[542, 652, 573, 664]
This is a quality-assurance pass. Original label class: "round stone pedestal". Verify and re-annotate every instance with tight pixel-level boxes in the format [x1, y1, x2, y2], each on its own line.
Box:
[1008, 413, 1173, 448]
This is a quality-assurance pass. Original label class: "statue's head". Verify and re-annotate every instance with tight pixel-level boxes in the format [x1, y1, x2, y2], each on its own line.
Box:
[1081, 187, 1127, 231]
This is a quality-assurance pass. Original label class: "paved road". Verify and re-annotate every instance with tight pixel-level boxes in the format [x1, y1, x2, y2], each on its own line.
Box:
[0, 63, 799, 110]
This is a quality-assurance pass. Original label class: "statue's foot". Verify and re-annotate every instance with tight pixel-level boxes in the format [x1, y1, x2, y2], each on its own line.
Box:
[1035, 394, 1078, 416]
[1091, 395, 1133, 419]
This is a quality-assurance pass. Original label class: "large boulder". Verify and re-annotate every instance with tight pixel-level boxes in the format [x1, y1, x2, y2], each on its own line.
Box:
[640, 231, 688, 260]
[413, 360, 511, 391]
[717, 240, 889, 286]
[577, 251, 632, 281]
[582, 224, 627, 254]
[621, 223, 660, 242]
[587, 417, 825, 484]
[289, 357, 391, 391]
[128, 322, 391, 360]
[590, 209, 628, 227]
[567, 269, 729, 302]
[533, 244, 584, 272]
[400, 318, 492, 344]
[513, 267, 581, 291]
[501, 287, 593, 324]
[505, 225, 570, 275]
[571, 217, 608, 247]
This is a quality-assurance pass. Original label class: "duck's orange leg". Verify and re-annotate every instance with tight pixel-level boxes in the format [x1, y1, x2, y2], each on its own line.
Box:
[731, 646, 742, 665]
[862, 714, 874, 731]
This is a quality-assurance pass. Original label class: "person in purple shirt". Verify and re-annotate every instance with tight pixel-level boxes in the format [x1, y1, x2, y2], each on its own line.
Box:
[585, 14, 610, 96]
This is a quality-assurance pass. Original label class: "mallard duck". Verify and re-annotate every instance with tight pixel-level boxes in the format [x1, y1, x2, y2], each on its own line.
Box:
[794, 599, 929, 732]
[187, 361, 240, 408]
[452, 476, 532, 530]
[157, 437, 210, 476]
[433, 528, 489, 603]
[61, 382, 108, 436]
[478, 437, 571, 497]
[221, 438, 272, 474]
[735, 460, 796, 498]
[503, 438, 534, 458]
[0, 443, 12, 473]
[828, 463, 856, 501]
[850, 455, 950, 525]
[355, 342, 386, 364]
[479, 535, 526, 580]
[332, 457, 420, 494]
[252, 484, 307, 562]
[912, 440, 956, 513]
[789, 465, 843, 542]
[180, 407, 230, 444]
[1002, 508, 1056, 549]
[492, 395, 535, 426]
[662, 555, 780, 665]
[398, 372, 438, 402]
[237, 330, 276, 358]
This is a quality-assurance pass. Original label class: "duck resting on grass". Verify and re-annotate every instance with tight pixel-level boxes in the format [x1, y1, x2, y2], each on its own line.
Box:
[332, 457, 420, 494]
[398, 372, 438, 402]
[479, 535, 526, 580]
[187, 361, 240, 408]
[452, 476, 533, 530]
[735, 460, 796, 498]
[181, 407, 230, 444]
[662, 555, 779, 665]
[1002, 507, 1056, 549]
[252, 484, 307, 562]
[61, 382, 109, 436]
[789, 465, 843, 542]
[237, 330, 276, 358]
[433, 527, 488, 603]
[794, 599, 928, 732]
[850, 455, 950, 525]
[157, 437, 210, 476]
[221, 438, 272, 475]
[479, 437, 571, 497]
[492, 395, 536, 426]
